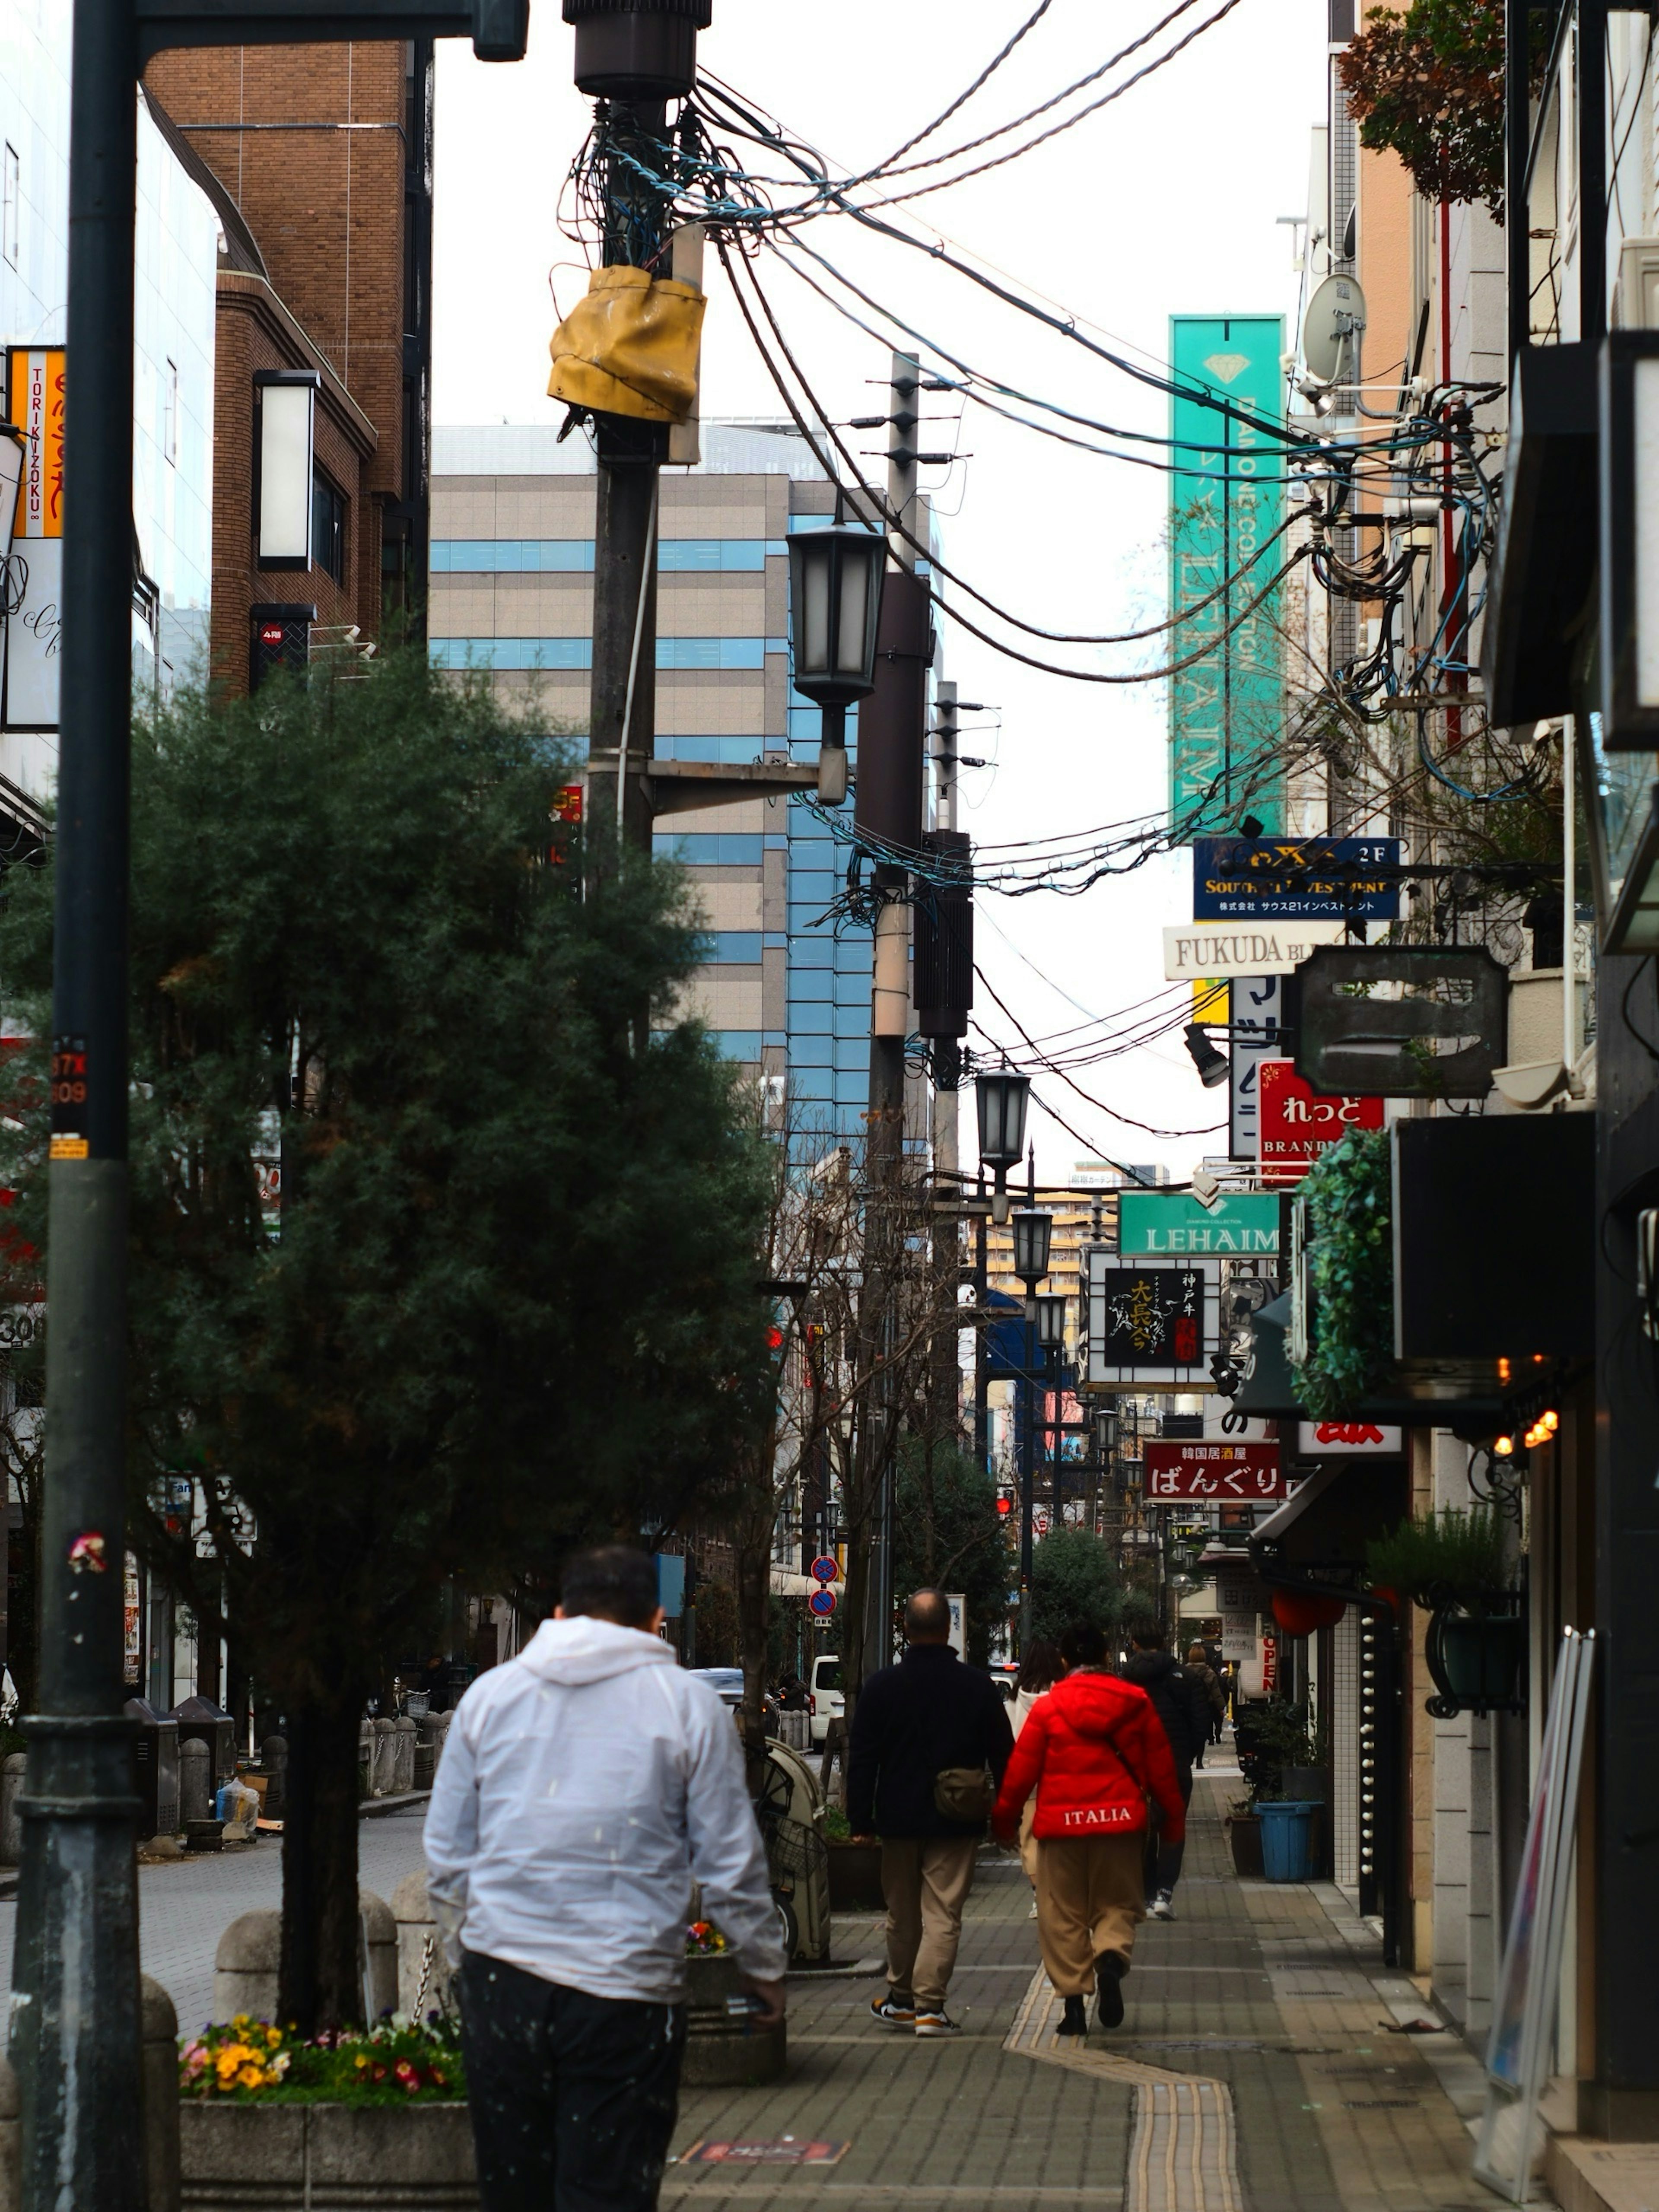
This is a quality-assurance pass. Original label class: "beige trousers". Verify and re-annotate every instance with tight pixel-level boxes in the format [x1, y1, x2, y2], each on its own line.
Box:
[881, 1835, 978, 2009]
[1033, 1834, 1145, 1998]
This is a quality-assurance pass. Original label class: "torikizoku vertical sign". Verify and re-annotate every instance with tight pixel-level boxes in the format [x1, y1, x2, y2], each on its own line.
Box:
[1168, 316, 1286, 837]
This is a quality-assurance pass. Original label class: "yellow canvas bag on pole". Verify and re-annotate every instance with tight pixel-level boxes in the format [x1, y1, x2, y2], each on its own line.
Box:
[546, 264, 706, 424]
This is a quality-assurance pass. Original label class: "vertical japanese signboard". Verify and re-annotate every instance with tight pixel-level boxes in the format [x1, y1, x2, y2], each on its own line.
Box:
[1168, 316, 1285, 837]
[1228, 973, 1283, 1162]
[3, 346, 65, 730]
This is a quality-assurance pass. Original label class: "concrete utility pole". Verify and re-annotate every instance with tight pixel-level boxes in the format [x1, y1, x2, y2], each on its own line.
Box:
[855, 352, 931, 1680]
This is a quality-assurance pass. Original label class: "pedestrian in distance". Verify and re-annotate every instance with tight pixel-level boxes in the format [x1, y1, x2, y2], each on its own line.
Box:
[1184, 1643, 1227, 1767]
[992, 1621, 1187, 2037]
[424, 1545, 786, 2212]
[1010, 1640, 1065, 1917]
[848, 1586, 1014, 2037]
[1122, 1622, 1208, 1920]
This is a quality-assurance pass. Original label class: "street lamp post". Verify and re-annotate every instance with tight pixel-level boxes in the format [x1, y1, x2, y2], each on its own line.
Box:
[786, 518, 887, 806]
[1010, 1205, 1052, 1647]
[975, 1068, 1030, 1225]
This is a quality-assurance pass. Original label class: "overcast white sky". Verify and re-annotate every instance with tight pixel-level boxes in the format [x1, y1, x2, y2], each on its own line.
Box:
[432, 0, 1329, 1186]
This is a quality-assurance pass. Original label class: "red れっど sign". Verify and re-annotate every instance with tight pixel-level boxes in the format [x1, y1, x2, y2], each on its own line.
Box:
[1255, 1058, 1383, 1184]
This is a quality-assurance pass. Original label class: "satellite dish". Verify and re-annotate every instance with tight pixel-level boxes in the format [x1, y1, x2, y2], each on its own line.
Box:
[1301, 271, 1368, 385]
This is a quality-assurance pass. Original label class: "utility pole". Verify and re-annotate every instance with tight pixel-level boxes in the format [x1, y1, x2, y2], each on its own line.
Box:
[856, 351, 931, 1682]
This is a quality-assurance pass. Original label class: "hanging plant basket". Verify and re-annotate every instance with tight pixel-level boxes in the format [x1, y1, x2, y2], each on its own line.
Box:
[1424, 1592, 1526, 1718]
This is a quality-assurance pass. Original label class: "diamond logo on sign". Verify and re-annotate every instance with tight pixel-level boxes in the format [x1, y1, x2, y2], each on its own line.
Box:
[1203, 353, 1251, 384]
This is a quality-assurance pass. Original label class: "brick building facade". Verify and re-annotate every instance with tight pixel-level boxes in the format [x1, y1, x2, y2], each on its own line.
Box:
[143, 41, 432, 693]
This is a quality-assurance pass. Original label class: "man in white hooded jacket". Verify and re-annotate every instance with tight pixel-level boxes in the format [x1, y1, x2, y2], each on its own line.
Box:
[425, 1545, 786, 2212]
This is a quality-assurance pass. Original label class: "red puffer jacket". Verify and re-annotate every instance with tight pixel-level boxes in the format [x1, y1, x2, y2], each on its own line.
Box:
[992, 1667, 1187, 1844]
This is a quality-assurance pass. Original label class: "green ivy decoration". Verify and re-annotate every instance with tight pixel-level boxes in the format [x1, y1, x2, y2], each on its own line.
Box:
[1365, 1505, 1509, 1606]
[1290, 1128, 1395, 1419]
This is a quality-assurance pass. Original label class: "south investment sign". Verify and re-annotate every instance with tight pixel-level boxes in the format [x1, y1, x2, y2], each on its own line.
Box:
[1193, 836, 1401, 921]
[1143, 1440, 1285, 1500]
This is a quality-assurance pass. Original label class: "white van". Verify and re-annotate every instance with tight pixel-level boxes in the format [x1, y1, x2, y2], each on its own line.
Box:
[808, 1653, 844, 1745]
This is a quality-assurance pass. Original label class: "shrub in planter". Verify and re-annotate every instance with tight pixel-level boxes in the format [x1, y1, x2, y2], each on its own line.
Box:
[180, 2015, 464, 2106]
[1365, 1505, 1508, 1609]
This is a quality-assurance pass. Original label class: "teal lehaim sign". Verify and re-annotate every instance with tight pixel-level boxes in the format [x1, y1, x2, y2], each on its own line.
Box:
[1168, 315, 1286, 838]
[1119, 1190, 1280, 1256]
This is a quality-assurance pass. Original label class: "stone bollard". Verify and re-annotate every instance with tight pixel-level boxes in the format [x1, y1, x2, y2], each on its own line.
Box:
[0, 2047, 18, 2212]
[258, 1734, 287, 1822]
[371, 1716, 397, 1798]
[432, 1709, 453, 1776]
[391, 1869, 453, 2019]
[359, 1888, 397, 2021]
[213, 1909, 280, 2023]
[142, 1974, 181, 2212]
[393, 1715, 416, 1795]
[179, 1738, 212, 1825]
[413, 1714, 439, 1792]
[0, 1754, 26, 1868]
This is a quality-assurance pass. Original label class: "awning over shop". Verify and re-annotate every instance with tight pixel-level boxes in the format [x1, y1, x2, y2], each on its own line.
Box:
[1249, 1457, 1408, 1581]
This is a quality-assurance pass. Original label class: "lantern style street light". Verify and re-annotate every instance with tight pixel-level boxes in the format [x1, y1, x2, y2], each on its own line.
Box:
[976, 1068, 1031, 1223]
[787, 521, 887, 807]
[1034, 1292, 1068, 1353]
[1093, 1405, 1119, 1459]
[1010, 1206, 1053, 1317]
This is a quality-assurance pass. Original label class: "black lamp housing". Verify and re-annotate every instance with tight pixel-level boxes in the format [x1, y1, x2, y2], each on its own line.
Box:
[1093, 1405, 1119, 1458]
[1034, 1293, 1068, 1354]
[1183, 1022, 1231, 1088]
[1010, 1207, 1053, 1297]
[564, 0, 712, 98]
[976, 1068, 1031, 1221]
[788, 523, 887, 808]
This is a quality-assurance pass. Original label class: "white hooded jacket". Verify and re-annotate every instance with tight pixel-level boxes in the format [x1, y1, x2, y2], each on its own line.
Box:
[423, 1616, 786, 2003]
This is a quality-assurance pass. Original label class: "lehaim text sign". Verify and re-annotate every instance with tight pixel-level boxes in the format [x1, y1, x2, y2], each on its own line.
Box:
[1118, 1190, 1279, 1256]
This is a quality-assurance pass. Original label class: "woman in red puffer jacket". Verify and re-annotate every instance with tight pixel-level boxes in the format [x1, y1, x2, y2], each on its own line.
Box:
[992, 1621, 1186, 2039]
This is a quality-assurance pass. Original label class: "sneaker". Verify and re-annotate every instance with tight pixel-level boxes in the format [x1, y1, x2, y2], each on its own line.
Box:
[913, 2008, 961, 2037]
[1094, 1952, 1127, 2032]
[1055, 1994, 1087, 2038]
[1148, 1889, 1176, 1921]
[1027, 1898, 1039, 1919]
[871, 1994, 915, 2029]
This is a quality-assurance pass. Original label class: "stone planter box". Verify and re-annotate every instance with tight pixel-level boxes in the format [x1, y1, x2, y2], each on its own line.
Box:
[180, 2098, 477, 2209]
[683, 1949, 785, 2086]
[826, 1840, 884, 1912]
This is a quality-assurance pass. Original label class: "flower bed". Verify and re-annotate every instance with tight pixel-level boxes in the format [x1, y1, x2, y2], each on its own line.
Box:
[181, 2015, 464, 2107]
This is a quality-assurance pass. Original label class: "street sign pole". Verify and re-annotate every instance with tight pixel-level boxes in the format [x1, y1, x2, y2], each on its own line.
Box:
[10, 6, 146, 2204]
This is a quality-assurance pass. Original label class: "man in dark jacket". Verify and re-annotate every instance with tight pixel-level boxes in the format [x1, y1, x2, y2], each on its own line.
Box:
[848, 1588, 1014, 2037]
[1122, 1625, 1208, 1920]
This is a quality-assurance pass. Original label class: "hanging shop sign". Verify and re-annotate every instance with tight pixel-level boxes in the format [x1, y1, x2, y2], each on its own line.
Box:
[1256, 1058, 1385, 1183]
[1119, 1189, 1279, 1255]
[1164, 921, 1347, 982]
[1144, 1440, 1284, 1500]
[1085, 1252, 1217, 1388]
[1167, 315, 1287, 837]
[1296, 1421, 1403, 1455]
[1228, 973, 1282, 1161]
[1193, 836, 1401, 920]
[2, 346, 65, 733]
[1295, 945, 1507, 1098]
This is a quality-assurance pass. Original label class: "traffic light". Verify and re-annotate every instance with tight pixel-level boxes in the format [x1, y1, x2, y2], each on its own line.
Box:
[995, 1492, 1014, 1520]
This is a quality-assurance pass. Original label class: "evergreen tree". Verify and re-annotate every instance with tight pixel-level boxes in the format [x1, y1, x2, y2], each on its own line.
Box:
[0, 652, 770, 2031]
[892, 1437, 1011, 1666]
[1028, 1527, 1124, 1648]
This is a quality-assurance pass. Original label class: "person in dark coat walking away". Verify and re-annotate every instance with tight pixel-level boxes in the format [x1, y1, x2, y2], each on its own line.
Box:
[1122, 1623, 1208, 1920]
[1184, 1643, 1227, 1767]
[848, 1588, 1014, 2037]
[992, 1621, 1187, 2037]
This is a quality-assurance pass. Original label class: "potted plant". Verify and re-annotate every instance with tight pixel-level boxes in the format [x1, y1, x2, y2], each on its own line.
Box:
[1366, 1506, 1524, 1716]
[823, 1802, 885, 1911]
[1225, 1796, 1263, 1878]
[1289, 1130, 1397, 1420]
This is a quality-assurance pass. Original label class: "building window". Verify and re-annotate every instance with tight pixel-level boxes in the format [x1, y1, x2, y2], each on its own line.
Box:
[311, 468, 345, 585]
[2, 146, 18, 269]
[163, 359, 178, 468]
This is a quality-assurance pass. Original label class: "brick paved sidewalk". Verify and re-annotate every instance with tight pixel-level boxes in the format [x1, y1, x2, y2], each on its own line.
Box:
[667, 1777, 1513, 2212]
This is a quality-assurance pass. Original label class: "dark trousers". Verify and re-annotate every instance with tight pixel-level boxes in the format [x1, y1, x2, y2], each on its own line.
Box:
[459, 1951, 686, 2212]
[1144, 1763, 1195, 1899]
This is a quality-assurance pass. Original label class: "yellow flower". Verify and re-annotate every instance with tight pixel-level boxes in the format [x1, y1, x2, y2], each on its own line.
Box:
[236, 2066, 263, 2089]
[264, 2028, 281, 2047]
[354, 2054, 368, 2070]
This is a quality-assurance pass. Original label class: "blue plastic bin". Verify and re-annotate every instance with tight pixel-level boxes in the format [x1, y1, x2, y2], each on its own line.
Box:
[1257, 1800, 1318, 1882]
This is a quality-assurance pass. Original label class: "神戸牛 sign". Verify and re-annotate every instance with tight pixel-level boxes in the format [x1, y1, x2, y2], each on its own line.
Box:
[1143, 1440, 1284, 1500]
[1118, 1189, 1279, 1256]
[1256, 1059, 1385, 1183]
[1193, 836, 1401, 921]
[1085, 1253, 1217, 1388]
